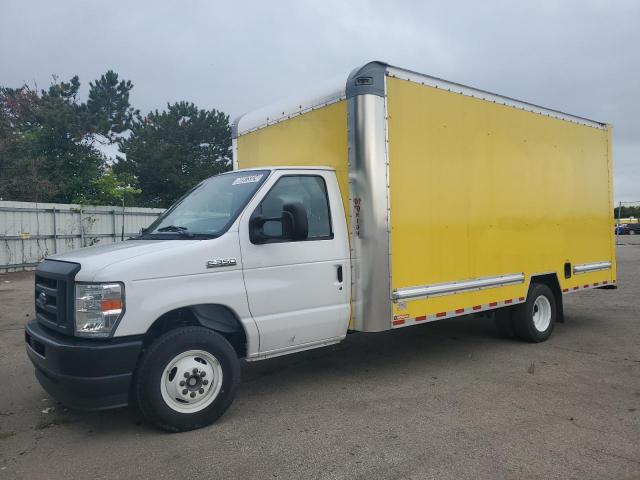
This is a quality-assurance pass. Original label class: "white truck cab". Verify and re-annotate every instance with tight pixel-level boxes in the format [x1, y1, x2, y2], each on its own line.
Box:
[26, 167, 352, 431]
[26, 61, 615, 431]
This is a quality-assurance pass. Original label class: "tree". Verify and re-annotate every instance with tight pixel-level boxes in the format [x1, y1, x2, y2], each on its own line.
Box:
[0, 86, 58, 200]
[116, 101, 232, 207]
[75, 167, 141, 206]
[1, 74, 231, 208]
[615, 205, 640, 219]
[87, 70, 137, 141]
[0, 72, 137, 204]
[0, 78, 103, 202]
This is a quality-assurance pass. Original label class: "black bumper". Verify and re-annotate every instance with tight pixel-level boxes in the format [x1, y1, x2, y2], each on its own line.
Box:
[25, 320, 143, 411]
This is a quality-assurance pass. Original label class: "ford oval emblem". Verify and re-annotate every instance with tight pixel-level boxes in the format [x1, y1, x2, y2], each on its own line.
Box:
[37, 290, 47, 306]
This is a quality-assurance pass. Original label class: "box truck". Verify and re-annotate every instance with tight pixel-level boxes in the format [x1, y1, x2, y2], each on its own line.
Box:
[25, 61, 616, 431]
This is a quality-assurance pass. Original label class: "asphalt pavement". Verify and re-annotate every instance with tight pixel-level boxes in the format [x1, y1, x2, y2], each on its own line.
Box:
[0, 237, 638, 479]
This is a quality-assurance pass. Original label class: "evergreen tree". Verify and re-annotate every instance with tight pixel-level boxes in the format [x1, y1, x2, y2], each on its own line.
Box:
[87, 70, 137, 140]
[0, 87, 58, 199]
[0, 72, 137, 204]
[1, 74, 230, 207]
[0, 78, 103, 202]
[116, 102, 232, 207]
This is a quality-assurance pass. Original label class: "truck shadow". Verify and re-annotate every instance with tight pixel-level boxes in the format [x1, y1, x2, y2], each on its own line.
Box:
[237, 312, 581, 396]
[238, 308, 611, 400]
[46, 311, 591, 434]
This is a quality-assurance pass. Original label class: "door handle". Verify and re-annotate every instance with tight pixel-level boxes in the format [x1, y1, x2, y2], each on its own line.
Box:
[336, 265, 343, 283]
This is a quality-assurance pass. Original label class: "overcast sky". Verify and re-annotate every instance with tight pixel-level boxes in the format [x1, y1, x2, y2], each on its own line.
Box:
[1, 0, 638, 202]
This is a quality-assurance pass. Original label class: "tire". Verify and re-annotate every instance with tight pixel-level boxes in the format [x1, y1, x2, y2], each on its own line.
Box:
[135, 326, 240, 432]
[494, 307, 516, 339]
[630, 230, 636, 235]
[512, 283, 556, 342]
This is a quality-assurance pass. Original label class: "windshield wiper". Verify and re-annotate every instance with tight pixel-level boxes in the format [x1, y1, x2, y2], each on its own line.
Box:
[155, 225, 195, 238]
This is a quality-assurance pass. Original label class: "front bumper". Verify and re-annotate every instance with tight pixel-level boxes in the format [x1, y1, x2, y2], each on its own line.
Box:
[25, 320, 143, 411]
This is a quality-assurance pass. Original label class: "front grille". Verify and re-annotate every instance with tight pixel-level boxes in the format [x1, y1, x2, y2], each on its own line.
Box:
[34, 260, 81, 335]
[35, 275, 62, 325]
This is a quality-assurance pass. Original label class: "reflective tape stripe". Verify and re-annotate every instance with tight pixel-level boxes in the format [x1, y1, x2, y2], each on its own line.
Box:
[563, 280, 615, 295]
[392, 296, 525, 328]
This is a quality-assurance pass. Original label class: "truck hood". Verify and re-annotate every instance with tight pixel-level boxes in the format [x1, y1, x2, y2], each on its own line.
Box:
[48, 240, 199, 281]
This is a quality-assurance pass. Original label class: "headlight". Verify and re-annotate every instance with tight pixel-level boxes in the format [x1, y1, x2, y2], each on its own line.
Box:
[75, 283, 125, 337]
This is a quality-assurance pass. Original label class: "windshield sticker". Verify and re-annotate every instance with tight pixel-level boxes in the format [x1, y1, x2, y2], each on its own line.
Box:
[232, 174, 264, 186]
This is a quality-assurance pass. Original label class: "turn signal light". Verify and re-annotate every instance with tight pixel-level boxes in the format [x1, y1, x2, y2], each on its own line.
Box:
[100, 298, 123, 312]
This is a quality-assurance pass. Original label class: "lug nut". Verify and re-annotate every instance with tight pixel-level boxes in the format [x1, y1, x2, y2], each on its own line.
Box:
[192, 368, 198, 374]
[182, 389, 188, 395]
[203, 379, 209, 385]
[190, 392, 196, 398]
[179, 380, 186, 386]
[184, 372, 189, 378]
[199, 388, 204, 394]
[200, 371, 206, 377]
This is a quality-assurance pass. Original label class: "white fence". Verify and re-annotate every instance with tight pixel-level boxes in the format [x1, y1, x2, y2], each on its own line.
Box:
[0, 201, 164, 272]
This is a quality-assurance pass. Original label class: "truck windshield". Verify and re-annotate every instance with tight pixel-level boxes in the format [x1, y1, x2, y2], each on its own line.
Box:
[138, 170, 270, 239]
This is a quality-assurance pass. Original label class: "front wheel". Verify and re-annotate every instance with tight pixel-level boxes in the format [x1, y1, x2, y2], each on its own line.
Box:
[134, 326, 240, 432]
[512, 283, 557, 342]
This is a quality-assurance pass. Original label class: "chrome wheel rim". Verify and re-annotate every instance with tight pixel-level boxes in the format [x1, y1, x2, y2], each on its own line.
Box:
[532, 295, 552, 332]
[160, 350, 223, 413]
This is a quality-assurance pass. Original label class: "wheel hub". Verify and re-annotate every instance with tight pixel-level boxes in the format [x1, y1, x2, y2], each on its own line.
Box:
[532, 295, 552, 332]
[187, 376, 199, 388]
[160, 350, 223, 413]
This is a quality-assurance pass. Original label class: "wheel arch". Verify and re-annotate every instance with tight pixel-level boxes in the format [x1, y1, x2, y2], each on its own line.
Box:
[144, 304, 249, 358]
[528, 273, 564, 323]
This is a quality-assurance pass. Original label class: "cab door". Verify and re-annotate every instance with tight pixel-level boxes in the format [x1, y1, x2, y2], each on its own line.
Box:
[238, 170, 350, 357]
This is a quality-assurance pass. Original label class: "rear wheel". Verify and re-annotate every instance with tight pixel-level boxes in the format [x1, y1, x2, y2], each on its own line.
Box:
[135, 326, 240, 432]
[512, 283, 556, 342]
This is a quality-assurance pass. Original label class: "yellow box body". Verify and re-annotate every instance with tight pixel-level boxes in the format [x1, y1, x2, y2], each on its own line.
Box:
[234, 63, 615, 331]
[386, 77, 615, 321]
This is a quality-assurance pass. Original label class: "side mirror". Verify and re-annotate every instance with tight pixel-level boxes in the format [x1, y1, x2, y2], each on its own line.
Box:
[249, 202, 308, 244]
[282, 202, 309, 241]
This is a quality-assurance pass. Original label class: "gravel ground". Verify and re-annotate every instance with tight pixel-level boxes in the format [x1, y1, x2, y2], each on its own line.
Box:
[0, 237, 638, 479]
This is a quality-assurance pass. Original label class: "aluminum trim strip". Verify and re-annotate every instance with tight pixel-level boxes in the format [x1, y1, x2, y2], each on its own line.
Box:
[386, 66, 606, 129]
[383, 74, 393, 300]
[573, 261, 612, 274]
[347, 94, 392, 332]
[393, 273, 525, 301]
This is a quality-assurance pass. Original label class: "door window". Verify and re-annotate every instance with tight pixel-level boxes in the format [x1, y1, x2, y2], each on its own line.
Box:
[255, 175, 333, 241]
